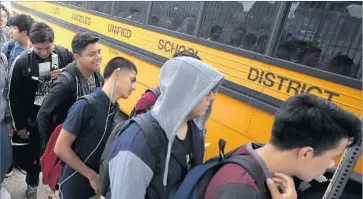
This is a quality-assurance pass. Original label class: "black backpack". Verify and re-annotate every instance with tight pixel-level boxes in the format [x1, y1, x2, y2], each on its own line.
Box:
[99, 113, 161, 196]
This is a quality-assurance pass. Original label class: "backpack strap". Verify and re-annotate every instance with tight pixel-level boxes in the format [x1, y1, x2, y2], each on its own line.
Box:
[63, 70, 81, 99]
[147, 87, 161, 98]
[77, 95, 97, 127]
[20, 50, 32, 86]
[6, 40, 15, 61]
[133, 113, 161, 174]
[226, 155, 266, 199]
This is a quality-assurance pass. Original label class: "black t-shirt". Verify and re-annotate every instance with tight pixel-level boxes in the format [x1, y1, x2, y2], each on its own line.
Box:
[177, 122, 193, 170]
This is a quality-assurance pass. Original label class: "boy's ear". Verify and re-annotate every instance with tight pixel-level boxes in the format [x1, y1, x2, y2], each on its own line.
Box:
[73, 54, 79, 60]
[297, 146, 314, 160]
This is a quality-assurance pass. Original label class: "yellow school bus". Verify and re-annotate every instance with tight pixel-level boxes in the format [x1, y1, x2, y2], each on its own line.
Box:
[12, 1, 362, 198]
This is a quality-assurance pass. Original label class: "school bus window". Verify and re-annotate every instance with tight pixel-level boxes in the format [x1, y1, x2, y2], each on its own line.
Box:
[60, 1, 72, 6]
[198, 1, 278, 54]
[275, 1, 362, 80]
[113, 1, 148, 23]
[150, 1, 201, 35]
[87, 1, 113, 15]
[61, 1, 73, 6]
[66, 1, 91, 10]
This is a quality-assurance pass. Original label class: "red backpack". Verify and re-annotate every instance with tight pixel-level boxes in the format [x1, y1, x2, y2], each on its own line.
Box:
[129, 87, 161, 118]
[40, 123, 63, 191]
[40, 95, 96, 191]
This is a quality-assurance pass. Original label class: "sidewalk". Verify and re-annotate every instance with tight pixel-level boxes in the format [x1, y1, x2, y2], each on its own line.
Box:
[2, 169, 53, 199]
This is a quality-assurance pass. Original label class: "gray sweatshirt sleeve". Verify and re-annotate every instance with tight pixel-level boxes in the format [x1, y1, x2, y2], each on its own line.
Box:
[2, 54, 11, 124]
[109, 150, 153, 199]
[3, 74, 11, 124]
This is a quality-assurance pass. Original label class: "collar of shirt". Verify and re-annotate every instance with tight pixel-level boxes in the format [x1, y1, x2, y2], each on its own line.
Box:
[94, 87, 115, 110]
[14, 40, 27, 50]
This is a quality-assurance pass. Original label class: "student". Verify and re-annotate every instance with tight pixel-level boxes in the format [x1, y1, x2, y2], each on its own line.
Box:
[0, 53, 12, 199]
[207, 25, 223, 42]
[107, 56, 224, 198]
[54, 57, 137, 199]
[227, 25, 247, 47]
[1, 13, 34, 178]
[176, 16, 196, 35]
[8, 22, 73, 199]
[1, 14, 34, 68]
[241, 32, 257, 50]
[204, 93, 362, 199]
[301, 46, 322, 68]
[37, 32, 103, 150]
[328, 54, 355, 78]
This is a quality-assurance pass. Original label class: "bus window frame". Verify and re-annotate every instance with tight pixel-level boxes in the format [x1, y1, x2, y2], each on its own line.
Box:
[54, 1, 362, 90]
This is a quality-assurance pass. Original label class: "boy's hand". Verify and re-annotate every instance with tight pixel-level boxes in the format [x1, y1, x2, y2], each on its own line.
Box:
[267, 172, 297, 199]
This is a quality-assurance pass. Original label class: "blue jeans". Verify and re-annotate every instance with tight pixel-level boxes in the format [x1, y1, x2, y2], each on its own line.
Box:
[0, 120, 12, 183]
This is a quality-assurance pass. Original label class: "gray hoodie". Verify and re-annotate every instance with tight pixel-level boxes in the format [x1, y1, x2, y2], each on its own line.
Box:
[0, 53, 9, 122]
[151, 56, 224, 186]
[108, 56, 224, 198]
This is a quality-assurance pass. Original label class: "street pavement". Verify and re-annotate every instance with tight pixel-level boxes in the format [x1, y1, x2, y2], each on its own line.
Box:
[2, 169, 53, 199]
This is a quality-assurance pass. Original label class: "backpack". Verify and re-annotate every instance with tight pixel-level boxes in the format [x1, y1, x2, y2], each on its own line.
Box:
[129, 87, 161, 118]
[40, 95, 97, 192]
[170, 139, 268, 199]
[100, 113, 161, 196]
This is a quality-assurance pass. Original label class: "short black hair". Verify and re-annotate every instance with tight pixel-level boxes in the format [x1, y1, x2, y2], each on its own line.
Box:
[172, 51, 201, 60]
[331, 55, 353, 67]
[103, 57, 137, 79]
[71, 32, 99, 55]
[29, 22, 55, 44]
[329, 55, 354, 77]
[210, 25, 223, 36]
[10, 14, 34, 35]
[270, 94, 361, 156]
[150, 16, 159, 25]
[233, 25, 247, 34]
[244, 33, 257, 44]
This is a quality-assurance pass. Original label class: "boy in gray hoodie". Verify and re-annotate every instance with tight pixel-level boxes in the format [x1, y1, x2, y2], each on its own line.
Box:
[107, 56, 224, 198]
